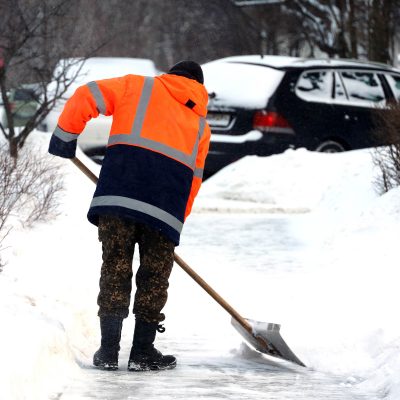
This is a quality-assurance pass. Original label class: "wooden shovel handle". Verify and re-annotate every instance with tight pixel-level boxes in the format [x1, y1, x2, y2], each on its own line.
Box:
[174, 255, 273, 354]
[70, 156, 253, 334]
[71, 157, 98, 184]
[173, 253, 253, 332]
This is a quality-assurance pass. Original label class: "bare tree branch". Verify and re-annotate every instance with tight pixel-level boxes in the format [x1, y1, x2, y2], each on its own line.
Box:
[0, 0, 104, 158]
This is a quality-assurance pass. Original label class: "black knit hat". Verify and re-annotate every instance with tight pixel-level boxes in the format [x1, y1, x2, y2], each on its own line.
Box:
[168, 61, 204, 84]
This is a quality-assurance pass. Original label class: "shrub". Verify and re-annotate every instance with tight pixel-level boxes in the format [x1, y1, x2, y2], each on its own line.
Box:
[0, 145, 64, 269]
[372, 103, 400, 194]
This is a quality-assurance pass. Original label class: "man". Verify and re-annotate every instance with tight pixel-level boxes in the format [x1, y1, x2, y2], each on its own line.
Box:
[48, 60, 211, 371]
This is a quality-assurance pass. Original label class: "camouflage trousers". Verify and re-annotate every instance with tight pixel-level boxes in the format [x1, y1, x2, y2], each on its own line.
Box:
[97, 215, 175, 323]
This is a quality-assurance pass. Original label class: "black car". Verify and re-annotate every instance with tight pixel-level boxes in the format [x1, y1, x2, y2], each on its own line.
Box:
[202, 55, 400, 177]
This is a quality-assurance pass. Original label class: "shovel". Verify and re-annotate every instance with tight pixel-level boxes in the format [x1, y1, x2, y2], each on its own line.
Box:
[71, 156, 306, 367]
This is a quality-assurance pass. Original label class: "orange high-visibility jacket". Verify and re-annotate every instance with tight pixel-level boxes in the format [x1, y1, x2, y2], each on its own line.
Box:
[48, 73, 211, 245]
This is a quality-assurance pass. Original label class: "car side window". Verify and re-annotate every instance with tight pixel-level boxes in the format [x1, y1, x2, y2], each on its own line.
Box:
[340, 70, 385, 106]
[295, 70, 333, 102]
[385, 74, 400, 102]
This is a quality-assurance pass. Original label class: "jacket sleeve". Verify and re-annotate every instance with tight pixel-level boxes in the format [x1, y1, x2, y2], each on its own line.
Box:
[48, 77, 125, 158]
[184, 120, 211, 220]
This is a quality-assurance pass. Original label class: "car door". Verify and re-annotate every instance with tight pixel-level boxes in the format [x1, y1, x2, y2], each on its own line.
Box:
[288, 68, 337, 149]
[331, 69, 387, 149]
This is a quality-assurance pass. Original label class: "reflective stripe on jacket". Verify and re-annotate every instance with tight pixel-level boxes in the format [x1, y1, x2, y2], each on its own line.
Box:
[48, 73, 211, 244]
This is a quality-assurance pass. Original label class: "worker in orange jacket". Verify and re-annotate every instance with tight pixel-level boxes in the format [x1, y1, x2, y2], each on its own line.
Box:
[48, 61, 211, 371]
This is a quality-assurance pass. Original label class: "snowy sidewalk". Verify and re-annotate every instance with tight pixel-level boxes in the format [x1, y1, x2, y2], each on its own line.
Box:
[3, 147, 399, 399]
[58, 214, 371, 400]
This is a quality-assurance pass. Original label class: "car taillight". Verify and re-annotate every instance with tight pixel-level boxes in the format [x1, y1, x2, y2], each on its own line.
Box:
[253, 111, 294, 134]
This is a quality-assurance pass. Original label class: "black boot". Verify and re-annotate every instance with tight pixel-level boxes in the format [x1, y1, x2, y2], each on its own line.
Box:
[128, 320, 176, 371]
[93, 316, 123, 370]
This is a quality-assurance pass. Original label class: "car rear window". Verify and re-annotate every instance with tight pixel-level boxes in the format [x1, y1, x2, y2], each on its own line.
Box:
[386, 73, 400, 101]
[295, 70, 333, 102]
[202, 61, 285, 109]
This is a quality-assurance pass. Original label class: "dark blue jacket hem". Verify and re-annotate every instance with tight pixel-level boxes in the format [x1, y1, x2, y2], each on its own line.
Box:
[87, 206, 180, 246]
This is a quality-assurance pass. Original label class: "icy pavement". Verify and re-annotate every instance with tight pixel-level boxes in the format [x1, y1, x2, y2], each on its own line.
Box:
[59, 358, 367, 400]
[58, 214, 374, 400]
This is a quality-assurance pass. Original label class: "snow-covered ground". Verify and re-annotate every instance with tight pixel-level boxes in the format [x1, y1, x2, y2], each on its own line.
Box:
[1, 133, 400, 399]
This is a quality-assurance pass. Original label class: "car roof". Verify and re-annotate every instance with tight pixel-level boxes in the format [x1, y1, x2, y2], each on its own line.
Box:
[54, 57, 159, 83]
[217, 55, 400, 74]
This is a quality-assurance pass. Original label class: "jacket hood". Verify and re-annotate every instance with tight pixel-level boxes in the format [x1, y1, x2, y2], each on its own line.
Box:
[157, 74, 209, 117]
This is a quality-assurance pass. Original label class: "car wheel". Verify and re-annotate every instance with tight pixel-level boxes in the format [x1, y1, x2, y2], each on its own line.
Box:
[315, 140, 346, 153]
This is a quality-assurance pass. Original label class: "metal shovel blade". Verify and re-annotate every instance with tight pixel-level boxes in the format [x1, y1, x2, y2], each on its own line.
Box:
[231, 317, 305, 367]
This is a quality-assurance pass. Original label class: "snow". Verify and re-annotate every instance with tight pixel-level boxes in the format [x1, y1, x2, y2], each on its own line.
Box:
[51, 57, 158, 95]
[215, 54, 302, 68]
[211, 130, 262, 144]
[202, 60, 284, 109]
[211, 54, 400, 72]
[1, 132, 400, 399]
[47, 57, 158, 112]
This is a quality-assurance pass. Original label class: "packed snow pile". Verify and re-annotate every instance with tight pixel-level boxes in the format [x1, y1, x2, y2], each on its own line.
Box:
[197, 149, 400, 399]
[1, 133, 400, 399]
[195, 148, 377, 216]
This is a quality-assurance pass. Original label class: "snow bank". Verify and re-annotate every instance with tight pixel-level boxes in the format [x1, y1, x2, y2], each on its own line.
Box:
[0, 277, 77, 400]
[197, 148, 400, 399]
[311, 185, 400, 400]
[195, 148, 376, 216]
[0, 133, 100, 399]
